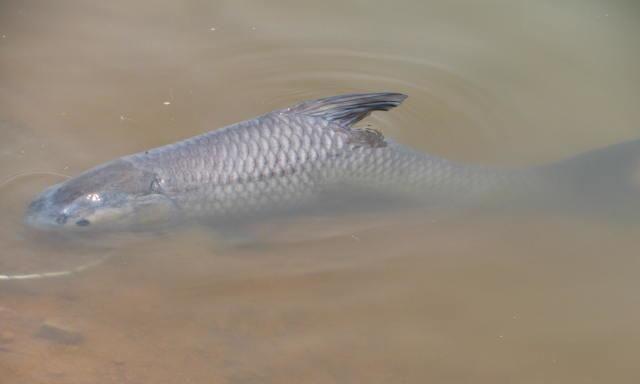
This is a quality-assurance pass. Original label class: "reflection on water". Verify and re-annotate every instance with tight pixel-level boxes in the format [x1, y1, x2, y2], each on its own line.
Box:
[1, 0, 639, 383]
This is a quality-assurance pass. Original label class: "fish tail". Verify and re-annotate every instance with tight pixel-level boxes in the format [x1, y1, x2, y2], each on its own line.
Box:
[543, 138, 640, 214]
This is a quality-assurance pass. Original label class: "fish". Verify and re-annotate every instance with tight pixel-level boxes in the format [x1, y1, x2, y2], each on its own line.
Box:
[24, 92, 640, 233]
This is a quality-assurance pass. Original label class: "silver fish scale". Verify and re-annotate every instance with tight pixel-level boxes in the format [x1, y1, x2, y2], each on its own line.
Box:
[127, 110, 521, 219]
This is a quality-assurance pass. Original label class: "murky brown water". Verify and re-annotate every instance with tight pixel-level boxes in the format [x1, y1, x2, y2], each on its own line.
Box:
[1, 1, 640, 383]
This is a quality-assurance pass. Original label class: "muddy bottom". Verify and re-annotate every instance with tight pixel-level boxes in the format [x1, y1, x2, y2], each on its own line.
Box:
[2, 214, 640, 384]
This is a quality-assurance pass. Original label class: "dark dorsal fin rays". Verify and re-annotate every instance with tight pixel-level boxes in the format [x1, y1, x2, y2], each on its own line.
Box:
[283, 92, 407, 149]
[285, 92, 407, 127]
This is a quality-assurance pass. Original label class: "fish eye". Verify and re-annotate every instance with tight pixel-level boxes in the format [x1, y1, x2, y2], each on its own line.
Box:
[76, 219, 91, 227]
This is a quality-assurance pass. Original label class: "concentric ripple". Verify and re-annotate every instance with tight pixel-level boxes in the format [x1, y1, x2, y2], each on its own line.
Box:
[0, 171, 113, 278]
[204, 47, 522, 163]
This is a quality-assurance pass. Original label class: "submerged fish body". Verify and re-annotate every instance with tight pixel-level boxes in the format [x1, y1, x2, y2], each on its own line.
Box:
[24, 92, 640, 232]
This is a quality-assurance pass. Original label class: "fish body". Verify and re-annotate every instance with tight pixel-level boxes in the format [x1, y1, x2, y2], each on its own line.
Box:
[126, 103, 518, 219]
[24, 92, 638, 232]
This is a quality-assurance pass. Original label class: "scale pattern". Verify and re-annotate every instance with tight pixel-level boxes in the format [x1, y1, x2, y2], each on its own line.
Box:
[126, 107, 523, 220]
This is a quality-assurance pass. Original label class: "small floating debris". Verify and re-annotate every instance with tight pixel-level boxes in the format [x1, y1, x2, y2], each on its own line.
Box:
[35, 320, 84, 345]
[163, 101, 171, 105]
[209, 27, 216, 31]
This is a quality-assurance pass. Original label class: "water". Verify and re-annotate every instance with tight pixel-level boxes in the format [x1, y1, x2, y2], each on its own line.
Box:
[1, 0, 639, 382]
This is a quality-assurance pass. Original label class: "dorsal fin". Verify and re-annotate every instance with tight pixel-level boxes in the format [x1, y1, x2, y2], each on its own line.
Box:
[285, 92, 407, 127]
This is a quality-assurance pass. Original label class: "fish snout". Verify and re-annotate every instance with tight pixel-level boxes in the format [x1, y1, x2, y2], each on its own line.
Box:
[24, 186, 68, 230]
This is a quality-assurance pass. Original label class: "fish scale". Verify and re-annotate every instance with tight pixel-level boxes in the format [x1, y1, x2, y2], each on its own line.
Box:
[124, 94, 520, 220]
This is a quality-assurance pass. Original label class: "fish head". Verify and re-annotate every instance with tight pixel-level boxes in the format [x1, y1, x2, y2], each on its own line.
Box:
[25, 160, 176, 232]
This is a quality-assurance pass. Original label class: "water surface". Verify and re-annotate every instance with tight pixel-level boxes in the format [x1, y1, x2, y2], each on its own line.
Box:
[1, 1, 639, 383]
